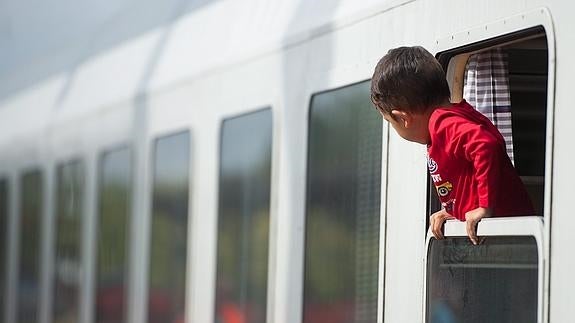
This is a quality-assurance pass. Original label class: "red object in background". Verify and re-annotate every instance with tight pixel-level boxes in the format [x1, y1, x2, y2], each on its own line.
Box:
[218, 303, 246, 323]
[96, 285, 126, 321]
[303, 302, 354, 323]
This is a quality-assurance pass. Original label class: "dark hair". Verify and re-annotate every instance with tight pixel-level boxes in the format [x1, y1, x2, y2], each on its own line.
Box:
[370, 46, 450, 115]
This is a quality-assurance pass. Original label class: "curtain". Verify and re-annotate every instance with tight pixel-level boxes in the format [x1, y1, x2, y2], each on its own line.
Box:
[463, 48, 514, 163]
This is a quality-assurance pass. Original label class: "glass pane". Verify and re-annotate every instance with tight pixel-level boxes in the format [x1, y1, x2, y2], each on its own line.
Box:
[304, 81, 382, 323]
[148, 131, 190, 323]
[507, 46, 548, 177]
[215, 109, 272, 323]
[95, 148, 131, 323]
[18, 170, 43, 323]
[0, 179, 7, 322]
[53, 161, 84, 323]
[507, 45, 548, 216]
[426, 236, 538, 323]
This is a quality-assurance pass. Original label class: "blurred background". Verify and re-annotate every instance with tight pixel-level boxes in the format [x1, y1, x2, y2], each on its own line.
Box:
[0, 0, 216, 101]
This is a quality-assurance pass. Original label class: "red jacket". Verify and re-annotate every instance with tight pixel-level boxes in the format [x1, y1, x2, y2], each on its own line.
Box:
[427, 100, 534, 221]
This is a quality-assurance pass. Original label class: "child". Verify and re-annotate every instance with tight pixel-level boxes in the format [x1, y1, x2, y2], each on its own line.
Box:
[370, 46, 534, 245]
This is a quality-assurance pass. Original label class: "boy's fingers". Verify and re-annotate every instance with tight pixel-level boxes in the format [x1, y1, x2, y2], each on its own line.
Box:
[466, 218, 478, 245]
[430, 216, 438, 239]
[430, 218, 437, 239]
[434, 224, 444, 239]
[430, 210, 454, 240]
[431, 214, 444, 239]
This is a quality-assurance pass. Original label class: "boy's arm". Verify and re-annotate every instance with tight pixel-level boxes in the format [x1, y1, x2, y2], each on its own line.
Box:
[444, 119, 504, 211]
[459, 125, 504, 209]
[457, 123, 503, 244]
[443, 118, 504, 244]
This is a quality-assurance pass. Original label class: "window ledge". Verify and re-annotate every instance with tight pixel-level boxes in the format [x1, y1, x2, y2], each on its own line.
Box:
[442, 215, 543, 237]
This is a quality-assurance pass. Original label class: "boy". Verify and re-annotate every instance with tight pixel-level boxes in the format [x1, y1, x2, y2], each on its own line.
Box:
[370, 46, 534, 245]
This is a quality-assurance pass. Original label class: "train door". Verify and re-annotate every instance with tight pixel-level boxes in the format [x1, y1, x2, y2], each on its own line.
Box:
[426, 8, 555, 323]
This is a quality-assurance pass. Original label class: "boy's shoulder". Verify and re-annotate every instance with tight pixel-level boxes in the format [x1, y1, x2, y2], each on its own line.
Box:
[429, 100, 500, 141]
[433, 100, 475, 116]
[430, 100, 490, 126]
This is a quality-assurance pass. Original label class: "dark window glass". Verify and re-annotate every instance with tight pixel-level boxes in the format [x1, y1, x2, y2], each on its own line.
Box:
[18, 170, 43, 323]
[215, 109, 272, 323]
[53, 161, 84, 323]
[426, 236, 538, 323]
[304, 81, 382, 323]
[0, 179, 7, 322]
[507, 42, 548, 216]
[95, 148, 131, 323]
[148, 131, 190, 323]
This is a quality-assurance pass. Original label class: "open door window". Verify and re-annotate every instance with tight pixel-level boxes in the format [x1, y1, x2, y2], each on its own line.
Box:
[429, 27, 549, 217]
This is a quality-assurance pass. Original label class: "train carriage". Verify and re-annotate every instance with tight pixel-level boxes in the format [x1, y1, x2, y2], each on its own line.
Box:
[0, 0, 573, 323]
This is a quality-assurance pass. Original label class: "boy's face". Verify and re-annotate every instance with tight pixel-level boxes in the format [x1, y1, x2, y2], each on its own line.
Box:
[381, 109, 430, 144]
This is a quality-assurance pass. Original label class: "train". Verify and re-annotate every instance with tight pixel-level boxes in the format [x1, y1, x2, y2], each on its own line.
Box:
[0, 0, 574, 322]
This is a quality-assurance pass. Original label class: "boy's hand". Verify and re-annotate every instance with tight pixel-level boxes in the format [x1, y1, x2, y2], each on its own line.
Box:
[430, 209, 455, 240]
[464, 207, 492, 245]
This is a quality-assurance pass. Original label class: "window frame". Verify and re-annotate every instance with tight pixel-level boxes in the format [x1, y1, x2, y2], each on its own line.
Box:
[430, 28, 553, 217]
[0, 177, 8, 323]
[94, 146, 133, 323]
[423, 216, 544, 323]
[302, 79, 383, 323]
[17, 168, 44, 323]
[53, 158, 85, 323]
[427, 8, 555, 323]
[214, 106, 273, 323]
[147, 129, 191, 323]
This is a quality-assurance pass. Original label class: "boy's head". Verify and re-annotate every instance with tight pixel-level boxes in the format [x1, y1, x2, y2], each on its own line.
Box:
[370, 46, 450, 117]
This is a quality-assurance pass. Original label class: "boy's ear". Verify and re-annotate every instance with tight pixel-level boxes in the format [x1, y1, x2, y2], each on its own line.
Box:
[390, 110, 413, 128]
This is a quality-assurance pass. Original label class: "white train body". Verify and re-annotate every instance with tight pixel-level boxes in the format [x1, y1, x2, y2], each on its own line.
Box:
[0, 0, 573, 323]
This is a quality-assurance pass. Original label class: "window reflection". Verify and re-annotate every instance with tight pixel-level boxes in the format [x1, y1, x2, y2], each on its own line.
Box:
[426, 237, 538, 323]
[148, 131, 190, 323]
[215, 109, 272, 323]
[18, 170, 43, 323]
[53, 161, 84, 323]
[304, 81, 382, 323]
[0, 179, 7, 322]
[95, 148, 131, 323]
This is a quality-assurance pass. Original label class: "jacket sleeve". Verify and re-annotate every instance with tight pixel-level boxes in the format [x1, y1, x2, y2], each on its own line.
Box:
[436, 115, 505, 209]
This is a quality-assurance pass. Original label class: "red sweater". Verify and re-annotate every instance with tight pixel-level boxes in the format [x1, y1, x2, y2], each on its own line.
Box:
[427, 100, 534, 221]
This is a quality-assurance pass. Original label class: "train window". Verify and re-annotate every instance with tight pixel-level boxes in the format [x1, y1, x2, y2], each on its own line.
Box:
[0, 179, 7, 322]
[433, 28, 549, 216]
[426, 216, 542, 323]
[215, 108, 272, 323]
[95, 148, 131, 323]
[18, 169, 43, 323]
[148, 131, 190, 323]
[304, 81, 382, 323]
[53, 160, 84, 323]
